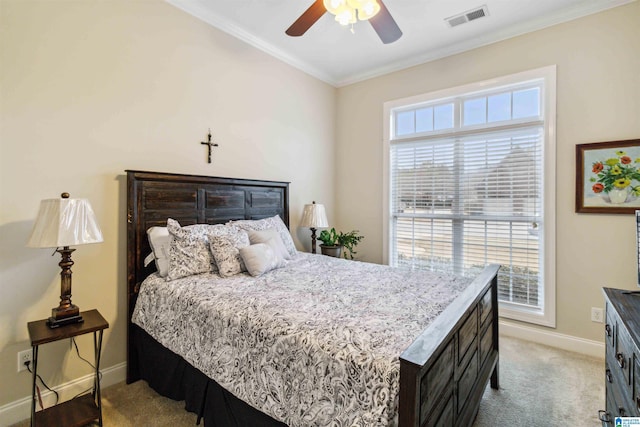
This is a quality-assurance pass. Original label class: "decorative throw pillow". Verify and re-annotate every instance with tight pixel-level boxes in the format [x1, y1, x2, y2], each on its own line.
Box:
[208, 233, 250, 278]
[239, 243, 285, 277]
[231, 215, 297, 258]
[166, 219, 214, 281]
[165, 219, 250, 280]
[147, 226, 171, 277]
[246, 229, 291, 260]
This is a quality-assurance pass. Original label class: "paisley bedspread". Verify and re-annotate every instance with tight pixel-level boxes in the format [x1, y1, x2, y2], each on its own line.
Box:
[132, 253, 472, 426]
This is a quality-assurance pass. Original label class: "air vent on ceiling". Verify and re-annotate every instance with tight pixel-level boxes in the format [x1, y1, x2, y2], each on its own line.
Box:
[445, 5, 489, 28]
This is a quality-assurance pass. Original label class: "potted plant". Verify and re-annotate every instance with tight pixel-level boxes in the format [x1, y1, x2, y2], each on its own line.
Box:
[317, 228, 364, 259]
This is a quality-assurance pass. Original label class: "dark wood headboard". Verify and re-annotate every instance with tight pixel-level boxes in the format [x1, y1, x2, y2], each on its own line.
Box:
[126, 170, 290, 382]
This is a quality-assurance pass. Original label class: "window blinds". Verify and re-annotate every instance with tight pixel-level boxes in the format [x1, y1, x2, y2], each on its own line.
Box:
[390, 126, 544, 309]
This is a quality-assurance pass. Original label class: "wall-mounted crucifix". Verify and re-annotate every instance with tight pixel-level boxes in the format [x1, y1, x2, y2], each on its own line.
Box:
[200, 129, 219, 163]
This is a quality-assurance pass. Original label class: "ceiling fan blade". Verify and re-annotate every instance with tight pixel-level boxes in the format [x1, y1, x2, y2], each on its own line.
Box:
[369, 0, 402, 44]
[286, 0, 327, 37]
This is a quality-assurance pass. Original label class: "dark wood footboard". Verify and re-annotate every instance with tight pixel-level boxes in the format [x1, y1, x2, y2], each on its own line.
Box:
[399, 264, 500, 427]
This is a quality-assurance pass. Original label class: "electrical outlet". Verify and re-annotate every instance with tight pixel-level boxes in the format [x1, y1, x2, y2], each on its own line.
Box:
[591, 307, 604, 323]
[17, 350, 32, 373]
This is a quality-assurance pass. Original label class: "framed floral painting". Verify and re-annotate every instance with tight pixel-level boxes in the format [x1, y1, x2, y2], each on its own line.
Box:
[576, 139, 640, 214]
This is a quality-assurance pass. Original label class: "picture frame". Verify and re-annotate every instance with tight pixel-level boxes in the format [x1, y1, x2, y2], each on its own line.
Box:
[576, 139, 640, 214]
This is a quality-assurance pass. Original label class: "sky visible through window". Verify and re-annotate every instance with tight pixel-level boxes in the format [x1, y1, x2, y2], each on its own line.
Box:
[395, 87, 540, 136]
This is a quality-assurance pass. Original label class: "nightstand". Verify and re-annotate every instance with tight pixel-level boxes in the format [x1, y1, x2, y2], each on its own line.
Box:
[27, 309, 109, 427]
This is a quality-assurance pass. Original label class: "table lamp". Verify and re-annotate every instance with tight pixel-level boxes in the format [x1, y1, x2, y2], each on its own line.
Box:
[299, 201, 328, 254]
[27, 193, 103, 328]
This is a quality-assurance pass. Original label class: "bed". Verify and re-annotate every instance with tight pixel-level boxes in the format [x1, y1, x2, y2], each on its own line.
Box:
[125, 170, 499, 426]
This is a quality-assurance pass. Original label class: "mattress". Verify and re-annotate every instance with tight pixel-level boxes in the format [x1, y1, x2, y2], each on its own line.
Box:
[132, 252, 472, 426]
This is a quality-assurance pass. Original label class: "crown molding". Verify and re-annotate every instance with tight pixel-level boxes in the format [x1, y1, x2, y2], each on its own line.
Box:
[166, 0, 636, 88]
[334, 0, 636, 86]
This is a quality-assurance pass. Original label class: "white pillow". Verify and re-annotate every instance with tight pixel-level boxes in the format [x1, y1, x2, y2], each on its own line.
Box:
[239, 243, 285, 277]
[246, 229, 291, 260]
[147, 226, 171, 277]
[231, 215, 297, 258]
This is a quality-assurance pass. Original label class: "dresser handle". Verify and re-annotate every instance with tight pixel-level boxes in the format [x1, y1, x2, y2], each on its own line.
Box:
[606, 369, 612, 383]
[616, 352, 626, 369]
[636, 396, 640, 412]
[598, 409, 611, 423]
[605, 324, 612, 337]
[619, 406, 626, 417]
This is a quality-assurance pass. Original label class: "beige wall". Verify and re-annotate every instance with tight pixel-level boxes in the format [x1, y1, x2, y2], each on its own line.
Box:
[0, 0, 335, 408]
[2, 0, 639, 416]
[335, 2, 640, 342]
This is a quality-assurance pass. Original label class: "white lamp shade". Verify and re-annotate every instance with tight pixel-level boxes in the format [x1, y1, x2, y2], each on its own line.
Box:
[300, 202, 329, 228]
[27, 197, 103, 248]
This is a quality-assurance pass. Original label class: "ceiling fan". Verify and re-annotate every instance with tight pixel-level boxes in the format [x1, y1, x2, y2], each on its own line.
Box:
[286, 0, 402, 44]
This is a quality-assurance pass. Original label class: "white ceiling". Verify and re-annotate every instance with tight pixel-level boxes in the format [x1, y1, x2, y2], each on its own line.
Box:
[166, 0, 634, 87]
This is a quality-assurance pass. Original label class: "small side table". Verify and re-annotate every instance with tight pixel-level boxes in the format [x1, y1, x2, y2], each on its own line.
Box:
[27, 309, 109, 427]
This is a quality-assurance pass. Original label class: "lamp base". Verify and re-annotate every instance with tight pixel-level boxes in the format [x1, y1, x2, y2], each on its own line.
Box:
[310, 227, 317, 254]
[47, 314, 84, 328]
[47, 304, 83, 328]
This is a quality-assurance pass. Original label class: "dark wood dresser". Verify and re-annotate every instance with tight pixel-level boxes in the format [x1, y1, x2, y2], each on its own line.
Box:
[601, 288, 640, 425]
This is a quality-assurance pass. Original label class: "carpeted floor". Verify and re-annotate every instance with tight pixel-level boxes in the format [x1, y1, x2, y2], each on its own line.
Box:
[473, 336, 604, 426]
[12, 335, 604, 426]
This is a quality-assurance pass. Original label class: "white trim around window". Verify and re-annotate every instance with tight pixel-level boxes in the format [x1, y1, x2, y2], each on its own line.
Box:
[382, 65, 557, 327]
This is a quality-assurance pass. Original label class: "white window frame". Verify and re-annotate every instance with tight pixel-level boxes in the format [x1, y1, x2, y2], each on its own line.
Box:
[382, 66, 557, 327]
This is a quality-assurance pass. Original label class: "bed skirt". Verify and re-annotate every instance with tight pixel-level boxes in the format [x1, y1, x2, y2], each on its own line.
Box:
[132, 324, 287, 427]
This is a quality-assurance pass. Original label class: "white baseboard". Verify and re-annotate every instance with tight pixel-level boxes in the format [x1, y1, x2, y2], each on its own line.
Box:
[0, 362, 126, 427]
[499, 320, 605, 359]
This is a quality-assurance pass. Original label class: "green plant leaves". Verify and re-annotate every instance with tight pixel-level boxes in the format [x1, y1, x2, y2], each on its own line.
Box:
[317, 228, 364, 259]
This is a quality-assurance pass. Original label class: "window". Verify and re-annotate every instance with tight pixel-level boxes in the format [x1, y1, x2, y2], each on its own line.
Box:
[383, 66, 556, 327]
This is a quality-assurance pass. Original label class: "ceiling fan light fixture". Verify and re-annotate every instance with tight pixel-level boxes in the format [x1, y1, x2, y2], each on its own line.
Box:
[323, 0, 346, 15]
[323, 0, 380, 26]
[335, 7, 356, 25]
[353, 0, 380, 20]
[286, 0, 400, 44]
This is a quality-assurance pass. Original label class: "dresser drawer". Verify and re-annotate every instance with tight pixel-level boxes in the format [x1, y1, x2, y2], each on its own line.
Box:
[634, 354, 640, 414]
[607, 358, 635, 417]
[602, 387, 615, 425]
[616, 323, 634, 387]
[600, 387, 616, 426]
[605, 302, 616, 350]
[609, 381, 633, 418]
[603, 288, 640, 423]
